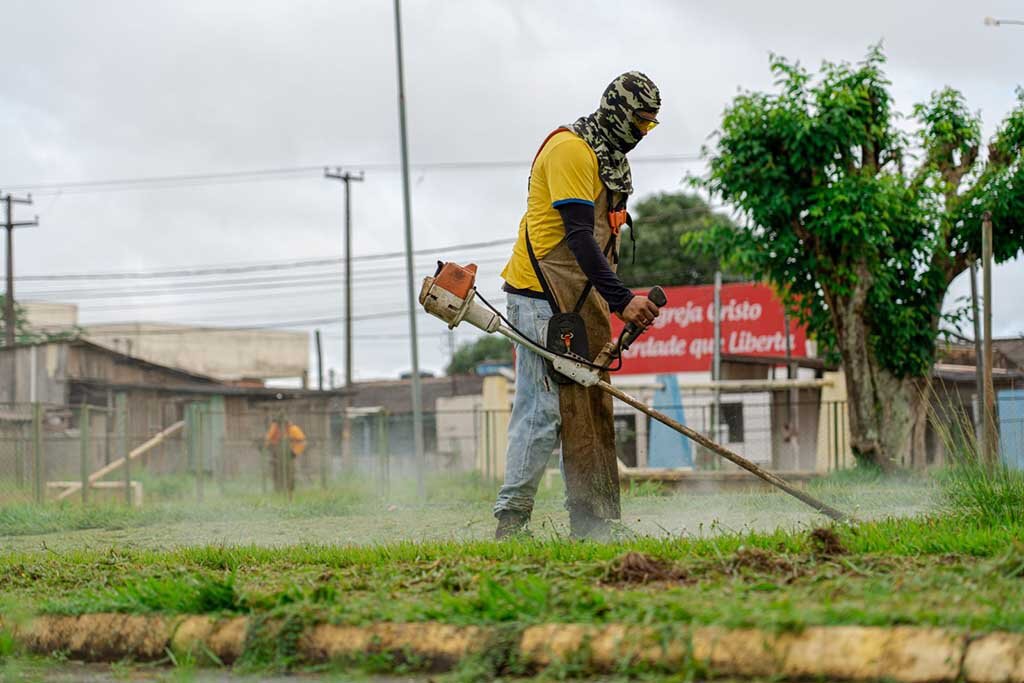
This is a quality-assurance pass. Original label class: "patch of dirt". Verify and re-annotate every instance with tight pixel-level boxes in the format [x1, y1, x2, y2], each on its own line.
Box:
[602, 552, 688, 585]
[727, 547, 797, 575]
[809, 527, 846, 556]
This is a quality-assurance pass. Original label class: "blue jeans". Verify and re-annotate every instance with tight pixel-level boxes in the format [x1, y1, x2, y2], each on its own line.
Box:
[493, 293, 561, 516]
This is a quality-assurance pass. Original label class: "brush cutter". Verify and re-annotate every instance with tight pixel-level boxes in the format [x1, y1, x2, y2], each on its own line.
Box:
[419, 262, 848, 522]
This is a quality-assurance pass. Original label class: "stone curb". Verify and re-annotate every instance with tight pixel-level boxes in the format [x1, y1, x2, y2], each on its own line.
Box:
[7, 615, 1024, 681]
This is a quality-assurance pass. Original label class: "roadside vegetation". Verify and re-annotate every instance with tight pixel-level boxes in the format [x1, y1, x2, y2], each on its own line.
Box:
[0, 455, 1020, 677]
[1, 392, 1020, 680]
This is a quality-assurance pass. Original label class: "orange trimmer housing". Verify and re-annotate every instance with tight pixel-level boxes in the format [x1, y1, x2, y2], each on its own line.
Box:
[433, 261, 478, 300]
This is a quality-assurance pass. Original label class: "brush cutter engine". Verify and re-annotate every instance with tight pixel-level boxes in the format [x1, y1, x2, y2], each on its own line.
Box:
[418, 262, 500, 333]
[419, 262, 601, 386]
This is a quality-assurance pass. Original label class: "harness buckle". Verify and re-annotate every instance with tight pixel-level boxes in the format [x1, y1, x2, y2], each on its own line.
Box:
[608, 209, 627, 234]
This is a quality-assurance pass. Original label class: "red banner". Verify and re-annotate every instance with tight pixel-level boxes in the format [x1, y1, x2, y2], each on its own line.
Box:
[610, 283, 807, 375]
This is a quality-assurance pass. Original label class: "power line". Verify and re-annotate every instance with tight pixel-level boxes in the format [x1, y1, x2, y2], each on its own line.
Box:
[17, 202, 733, 285]
[78, 300, 508, 333]
[18, 238, 515, 281]
[18, 256, 510, 301]
[69, 287, 408, 312]
[2, 154, 703, 195]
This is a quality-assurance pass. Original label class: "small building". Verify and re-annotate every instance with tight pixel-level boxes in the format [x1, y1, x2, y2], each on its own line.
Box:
[21, 301, 79, 335]
[21, 302, 310, 385]
[0, 340, 346, 498]
[83, 322, 310, 386]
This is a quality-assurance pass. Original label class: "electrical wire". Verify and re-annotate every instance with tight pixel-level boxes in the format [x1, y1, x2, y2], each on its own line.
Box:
[18, 238, 515, 281]
[19, 257, 510, 300]
[3, 154, 703, 195]
[79, 299, 509, 333]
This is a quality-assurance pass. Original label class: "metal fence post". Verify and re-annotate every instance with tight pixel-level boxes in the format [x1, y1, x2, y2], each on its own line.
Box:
[320, 409, 330, 491]
[211, 403, 222, 495]
[280, 418, 291, 502]
[115, 393, 129, 506]
[80, 403, 90, 505]
[840, 401, 847, 462]
[833, 401, 840, 471]
[33, 402, 43, 504]
[484, 410, 492, 481]
[260, 409, 268, 493]
[259, 420, 268, 495]
[195, 407, 205, 503]
[378, 410, 390, 497]
[14, 420, 24, 490]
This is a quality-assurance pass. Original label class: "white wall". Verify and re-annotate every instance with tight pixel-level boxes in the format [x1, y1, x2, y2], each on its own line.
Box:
[22, 301, 79, 333]
[83, 323, 309, 382]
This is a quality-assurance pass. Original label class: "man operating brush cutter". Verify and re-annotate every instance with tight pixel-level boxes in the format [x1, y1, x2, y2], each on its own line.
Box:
[494, 71, 664, 540]
[422, 145, 847, 531]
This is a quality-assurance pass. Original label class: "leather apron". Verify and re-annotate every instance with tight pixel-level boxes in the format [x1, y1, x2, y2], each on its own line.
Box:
[532, 187, 622, 521]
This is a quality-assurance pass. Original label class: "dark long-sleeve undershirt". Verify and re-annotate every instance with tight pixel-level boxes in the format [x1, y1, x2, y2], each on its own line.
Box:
[557, 202, 634, 313]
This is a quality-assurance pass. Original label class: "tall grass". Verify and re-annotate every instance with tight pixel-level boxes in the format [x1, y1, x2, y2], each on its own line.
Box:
[930, 390, 1024, 525]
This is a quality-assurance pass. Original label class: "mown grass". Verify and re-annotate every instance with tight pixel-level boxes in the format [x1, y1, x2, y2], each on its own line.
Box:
[0, 510, 1020, 633]
[2, 456, 1021, 677]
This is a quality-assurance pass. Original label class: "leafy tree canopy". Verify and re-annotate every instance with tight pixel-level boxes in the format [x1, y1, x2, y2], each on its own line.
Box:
[620, 192, 737, 288]
[689, 46, 1024, 378]
[687, 45, 1024, 469]
[446, 335, 513, 376]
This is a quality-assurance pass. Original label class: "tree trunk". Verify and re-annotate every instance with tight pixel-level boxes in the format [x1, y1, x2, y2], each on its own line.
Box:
[829, 266, 929, 471]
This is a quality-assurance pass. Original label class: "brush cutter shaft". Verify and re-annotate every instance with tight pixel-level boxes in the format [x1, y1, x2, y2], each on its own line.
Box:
[599, 381, 848, 522]
[496, 325, 601, 386]
[497, 321, 847, 520]
[418, 270, 848, 521]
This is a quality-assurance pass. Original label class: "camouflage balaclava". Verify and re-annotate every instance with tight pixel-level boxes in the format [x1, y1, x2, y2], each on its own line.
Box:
[569, 71, 661, 195]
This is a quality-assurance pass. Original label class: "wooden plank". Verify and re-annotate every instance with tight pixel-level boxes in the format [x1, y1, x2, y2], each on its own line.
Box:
[53, 421, 184, 501]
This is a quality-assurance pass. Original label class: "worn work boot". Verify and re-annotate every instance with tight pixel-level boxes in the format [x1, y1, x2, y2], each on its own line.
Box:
[495, 510, 530, 540]
[569, 508, 613, 541]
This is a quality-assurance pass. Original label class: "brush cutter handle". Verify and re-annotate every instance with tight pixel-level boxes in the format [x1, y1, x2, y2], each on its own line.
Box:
[620, 286, 667, 351]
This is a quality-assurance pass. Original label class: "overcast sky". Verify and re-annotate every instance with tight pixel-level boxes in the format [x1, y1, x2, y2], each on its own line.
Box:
[1, 0, 1021, 381]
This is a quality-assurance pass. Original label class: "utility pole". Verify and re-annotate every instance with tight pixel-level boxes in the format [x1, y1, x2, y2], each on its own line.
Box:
[711, 271, 722, 452]
[3, 192, 38, 348]
[323, 168, 364, 388]
[981, 211, 997, 467]
[393, 0, 426, 499]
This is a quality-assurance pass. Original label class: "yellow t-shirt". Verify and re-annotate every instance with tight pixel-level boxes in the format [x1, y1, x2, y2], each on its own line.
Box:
[501, 130, 602, 292]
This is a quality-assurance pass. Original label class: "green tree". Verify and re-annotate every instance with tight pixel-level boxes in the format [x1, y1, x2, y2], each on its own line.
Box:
[689, 46, 1024, 471]
[619, 192, 735, 287]
[446, 335, 513, 375]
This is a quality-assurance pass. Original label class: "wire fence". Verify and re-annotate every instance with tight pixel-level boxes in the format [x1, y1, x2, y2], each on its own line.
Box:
[1, 392, 1020, 508]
